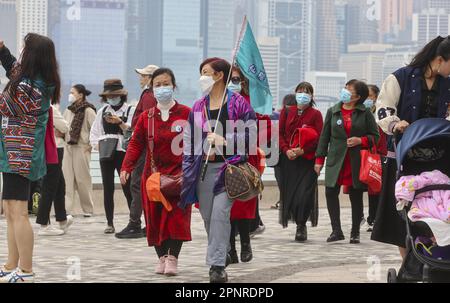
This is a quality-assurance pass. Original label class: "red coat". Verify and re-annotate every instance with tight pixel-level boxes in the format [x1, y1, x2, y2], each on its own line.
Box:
[122, 103, 192, 247]
[230, 94, 268, 221]
[131, 89, 157, 129]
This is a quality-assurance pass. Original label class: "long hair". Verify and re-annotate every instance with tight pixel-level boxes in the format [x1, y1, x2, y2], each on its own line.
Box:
[6, 33, 61, 104]
[409, 35, 450, 69]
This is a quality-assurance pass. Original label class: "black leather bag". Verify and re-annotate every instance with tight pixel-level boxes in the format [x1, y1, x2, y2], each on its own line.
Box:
[99, 138, 118, 161]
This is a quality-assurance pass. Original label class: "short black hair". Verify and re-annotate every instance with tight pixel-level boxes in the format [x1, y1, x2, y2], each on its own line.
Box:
[347, 80, 369, 105]
[151, 67, 177, 88]
[368, 84, 380, 98]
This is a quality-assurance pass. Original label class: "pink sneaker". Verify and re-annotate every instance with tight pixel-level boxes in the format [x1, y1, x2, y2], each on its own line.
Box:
[155, 256, 166, 275]
[164, 255, 178, 276]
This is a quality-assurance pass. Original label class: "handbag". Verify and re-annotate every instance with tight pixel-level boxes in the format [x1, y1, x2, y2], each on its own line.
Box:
[145, 108, 182, 212]
[359, 137, 382, 193]
[99, 138, 118, 161]
[202, 105, 264, 201]
[289, 126, 319, 160]
[224, 160, 264, 201]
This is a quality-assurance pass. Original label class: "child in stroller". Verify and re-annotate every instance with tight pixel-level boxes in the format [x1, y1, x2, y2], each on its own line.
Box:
[387, 118, 450, 283]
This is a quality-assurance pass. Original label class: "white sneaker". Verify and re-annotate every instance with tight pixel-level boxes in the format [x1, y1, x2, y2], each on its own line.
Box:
[83, 213, 93, 218]
[38, 225, 65, 236]
[59, 215, 74, 233]
[0, 266, 13, 278]
[0, 269, 35, 283]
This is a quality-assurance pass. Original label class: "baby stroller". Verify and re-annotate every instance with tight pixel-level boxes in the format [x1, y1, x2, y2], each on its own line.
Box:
[387, 118, 450, 283]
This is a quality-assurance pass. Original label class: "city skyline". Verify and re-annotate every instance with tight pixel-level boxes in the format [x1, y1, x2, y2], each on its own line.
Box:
[1, 0, 450, 113]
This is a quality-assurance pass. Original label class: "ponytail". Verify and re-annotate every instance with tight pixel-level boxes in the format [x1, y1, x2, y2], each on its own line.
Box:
[409, 36, 450, 68]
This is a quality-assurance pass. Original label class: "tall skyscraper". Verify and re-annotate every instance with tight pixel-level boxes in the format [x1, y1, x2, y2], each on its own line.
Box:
[380, 0, 414, 43]
[204, 0, 235, 60]
[340, 44, 392, 86]
[305, 71, 347, 99]
[314, 0, 339, 71]
[335, 0, 348, 54]
[163, 0, 203, 104]
[51, 0, 127, 106]
[0, 0, 17, 55]
[126, 0, 163, 99]
[429, 0, 450, 12]
[412, 8, 450, 45]
[268, 0, 314, 98]
[17, 0, 48, 50]
[258, 36, 280, 108]
[346, 0, 379, 45]
[382, 44, 418, 80]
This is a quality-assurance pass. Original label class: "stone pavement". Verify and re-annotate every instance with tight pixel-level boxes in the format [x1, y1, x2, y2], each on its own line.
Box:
[0, 206, 402, 283]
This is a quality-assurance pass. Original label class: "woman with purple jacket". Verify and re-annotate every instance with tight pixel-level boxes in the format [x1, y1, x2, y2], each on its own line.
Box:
[181, 58, 257, 283]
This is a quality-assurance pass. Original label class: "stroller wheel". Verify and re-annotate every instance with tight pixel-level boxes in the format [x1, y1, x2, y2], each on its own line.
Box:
[387, 268, 398, 283]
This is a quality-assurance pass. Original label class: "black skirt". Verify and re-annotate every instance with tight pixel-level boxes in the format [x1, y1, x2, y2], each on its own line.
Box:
[371, 158, 407, 248]
[2, 173, 31, 201]
[279, 154, 318, 228]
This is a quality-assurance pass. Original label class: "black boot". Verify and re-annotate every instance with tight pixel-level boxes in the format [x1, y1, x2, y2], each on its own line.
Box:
[229, 250, 239, 264]
[350, 230, 360, 244]
[326, 230, 345, 243]
[295, 225, 307, 242]
[240, 243, 253, 263]
[209, 266, 228, 283]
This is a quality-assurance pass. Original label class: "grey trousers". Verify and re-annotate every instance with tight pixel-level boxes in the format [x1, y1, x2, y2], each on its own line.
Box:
[129, 153, 145, 226]
[197, 162, 233, 267]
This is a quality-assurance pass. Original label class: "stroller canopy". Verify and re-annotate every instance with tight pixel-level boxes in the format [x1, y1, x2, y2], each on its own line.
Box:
[397, 118, 450, 170]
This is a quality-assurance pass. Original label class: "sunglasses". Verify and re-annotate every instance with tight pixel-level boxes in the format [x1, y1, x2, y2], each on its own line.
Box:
[231, 77, 242, 85]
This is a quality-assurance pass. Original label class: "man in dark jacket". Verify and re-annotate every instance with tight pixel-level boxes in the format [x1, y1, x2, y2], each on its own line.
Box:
[116, 65, 158, 239]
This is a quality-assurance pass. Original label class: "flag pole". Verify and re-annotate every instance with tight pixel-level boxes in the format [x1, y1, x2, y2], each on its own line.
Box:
[201, 15, 248, 182]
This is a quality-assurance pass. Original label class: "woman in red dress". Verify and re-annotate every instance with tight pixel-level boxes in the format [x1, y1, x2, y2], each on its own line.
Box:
[121, 68, 191, 277]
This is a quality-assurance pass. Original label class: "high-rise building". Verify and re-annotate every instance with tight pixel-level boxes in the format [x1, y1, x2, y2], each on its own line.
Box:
[163, 0, 203, 105]
[314, 0, 339, 71]
[412, 8, 450, 45]
[305, 71, 347, 99]
[126, 0, 163, 99]
[382, 44, 418, 81]
[339, 44, 392, 86]
[17, 0, 48, 51]
[335, 1, 348, 54]
[346, 0, 379, 45]
[51, 0, 127, 107]
[380, 0, 414, 43]
[258, 36, 280, 108]
[0, 0, 17, 56]
[429, 0, 450, 12]
[202, 0, 235, 60]
[268, 0, 314, 99]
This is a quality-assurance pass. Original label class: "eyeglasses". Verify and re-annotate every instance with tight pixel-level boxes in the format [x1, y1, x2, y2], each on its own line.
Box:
[231, 77, 242, 85]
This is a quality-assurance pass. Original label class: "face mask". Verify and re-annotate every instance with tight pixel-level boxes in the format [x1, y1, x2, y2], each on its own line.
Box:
[228, 82, 242, 93]
[154, 86, 174, 105]
[199, 75, 216, 96]
[107, 97, 122, 107]
[296, 93, 312, 106]
[364, 99, 374, 109]
[340, 88, 352, 104]
[68, 94, 76, 103]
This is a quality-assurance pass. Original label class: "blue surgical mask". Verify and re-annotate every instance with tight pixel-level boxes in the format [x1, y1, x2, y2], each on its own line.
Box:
[296, 93, 312, 106]
[107, 97, 122, 107]
[340, 88, 352, 104]
[364, 99, 374, 109]
[228, 82, 242, 93]
[154, 86, 174, 105]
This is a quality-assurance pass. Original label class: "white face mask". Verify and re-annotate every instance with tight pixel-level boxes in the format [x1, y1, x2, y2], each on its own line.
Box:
[68, 94, 76, 103]
[199, 75, 216, 96]
[107, 97, 122, 107]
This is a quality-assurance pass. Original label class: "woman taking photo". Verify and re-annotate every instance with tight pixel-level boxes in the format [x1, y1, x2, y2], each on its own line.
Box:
[90, 79, 134, 234]
[372, 36, 450, 259]
[279, 82, 323, 242]
[63, 84, 97, 217]
[181, 58, 257, 283]
[0, 34, 61, 283]
[315, 80, 379, 244]
[121, 68, 191, 277]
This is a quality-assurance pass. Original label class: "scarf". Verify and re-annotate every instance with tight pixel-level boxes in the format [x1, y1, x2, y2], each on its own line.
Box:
[67, 100, 97, 145]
